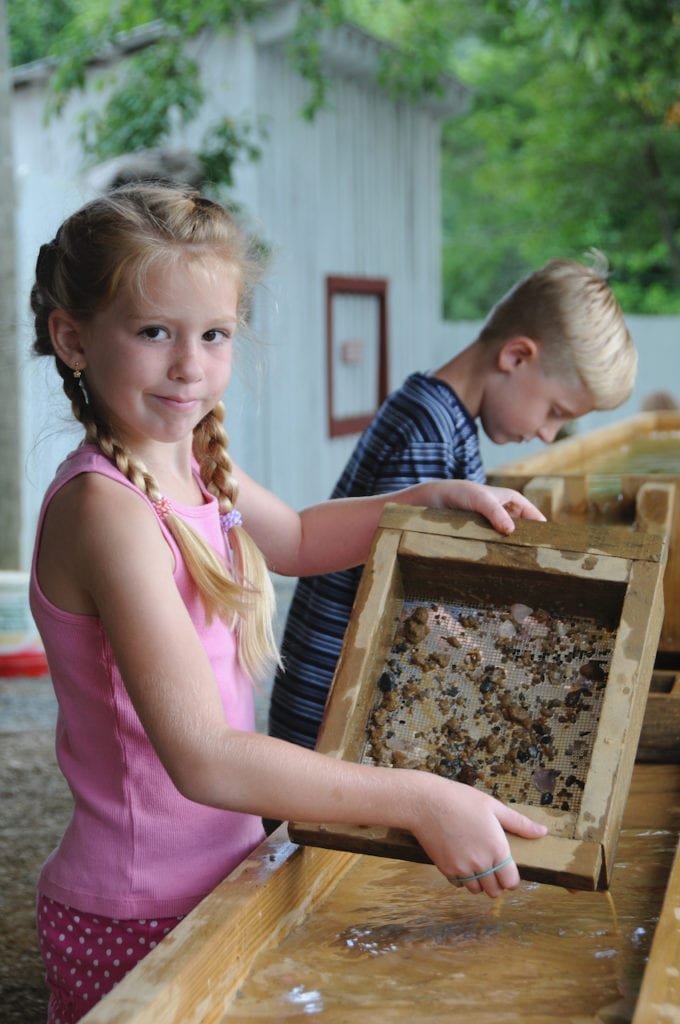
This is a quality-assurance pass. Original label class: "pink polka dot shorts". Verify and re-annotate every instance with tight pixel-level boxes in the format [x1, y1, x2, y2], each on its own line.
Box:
[37, 892, 184, 1024]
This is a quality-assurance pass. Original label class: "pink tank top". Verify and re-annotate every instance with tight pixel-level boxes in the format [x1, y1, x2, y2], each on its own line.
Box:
[30, 445, 265, 918]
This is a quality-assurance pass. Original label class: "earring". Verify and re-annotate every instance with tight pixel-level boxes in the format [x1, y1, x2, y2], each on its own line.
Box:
[73, 362, 82, 380]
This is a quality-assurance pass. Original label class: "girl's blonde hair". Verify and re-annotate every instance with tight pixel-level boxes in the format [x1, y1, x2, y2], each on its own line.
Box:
[477, 253, 637, 410]
[31, 183, 278, 682]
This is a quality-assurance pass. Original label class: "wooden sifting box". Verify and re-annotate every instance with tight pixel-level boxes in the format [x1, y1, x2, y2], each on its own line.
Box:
[289, 501, 669, 891]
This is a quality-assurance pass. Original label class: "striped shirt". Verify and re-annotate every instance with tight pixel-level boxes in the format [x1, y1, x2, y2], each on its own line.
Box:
[268, 372, 485, 748]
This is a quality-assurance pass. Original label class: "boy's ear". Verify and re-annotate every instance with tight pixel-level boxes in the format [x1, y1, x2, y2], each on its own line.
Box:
[497, 335, 539, 372]
[48, 310, 87, 372]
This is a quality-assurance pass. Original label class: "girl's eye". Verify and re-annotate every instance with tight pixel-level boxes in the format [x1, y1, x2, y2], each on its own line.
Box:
[140, 326, 169, 341]
[203, 329, 231, 343]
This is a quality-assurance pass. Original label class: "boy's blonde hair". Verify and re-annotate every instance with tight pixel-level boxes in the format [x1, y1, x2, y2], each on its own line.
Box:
[31, 183, 278, 682]
[477, 254, 637, 410]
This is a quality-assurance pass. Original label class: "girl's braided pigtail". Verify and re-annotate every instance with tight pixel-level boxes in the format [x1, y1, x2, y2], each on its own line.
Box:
[194, 403, 280, 683]
[85, 409, 278, 682]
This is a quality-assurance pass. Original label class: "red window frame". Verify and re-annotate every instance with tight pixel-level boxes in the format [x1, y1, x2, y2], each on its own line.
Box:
[326, 275, 389, 438]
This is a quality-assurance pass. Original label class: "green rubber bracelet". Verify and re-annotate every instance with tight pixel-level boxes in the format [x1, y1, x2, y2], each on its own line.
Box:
[448, 854, 514, 884]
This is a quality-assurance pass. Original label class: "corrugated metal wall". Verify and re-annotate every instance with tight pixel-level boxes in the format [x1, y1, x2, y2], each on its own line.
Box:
[248, 42, 443, 509]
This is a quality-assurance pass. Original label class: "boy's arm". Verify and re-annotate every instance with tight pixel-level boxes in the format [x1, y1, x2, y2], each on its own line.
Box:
[362, 440, 486, 495]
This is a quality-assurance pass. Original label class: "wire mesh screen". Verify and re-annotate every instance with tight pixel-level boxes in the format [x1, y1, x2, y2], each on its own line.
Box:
[358, 595, 616, 827]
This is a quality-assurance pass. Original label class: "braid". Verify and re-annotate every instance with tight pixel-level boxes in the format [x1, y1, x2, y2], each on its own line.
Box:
[82, 399, 278, 679]
[194, 404, 280, 681]
[56, 359, 88, 427]
[91, 431, 160, 502]
[195, 402, 238, 512]
[58, 366, 163, 502]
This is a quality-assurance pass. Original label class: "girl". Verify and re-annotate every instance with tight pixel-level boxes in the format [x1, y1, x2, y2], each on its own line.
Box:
[30, 184, 547, 1023]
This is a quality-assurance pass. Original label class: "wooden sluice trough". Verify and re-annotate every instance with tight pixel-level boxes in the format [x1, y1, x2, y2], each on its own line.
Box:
[81, 765, 680, 1023]
[81, 419, 680, 1023]
[488, 410, 680, 655]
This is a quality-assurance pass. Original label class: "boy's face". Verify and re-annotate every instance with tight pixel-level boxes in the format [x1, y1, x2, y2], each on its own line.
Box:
[480, 350, 594, 445]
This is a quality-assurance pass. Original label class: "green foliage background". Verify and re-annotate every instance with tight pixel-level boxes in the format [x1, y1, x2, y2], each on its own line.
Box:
[8, 0, 680, 316]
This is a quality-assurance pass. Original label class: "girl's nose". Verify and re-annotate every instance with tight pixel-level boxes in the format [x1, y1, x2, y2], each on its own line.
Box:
[169, 339, 203, 381]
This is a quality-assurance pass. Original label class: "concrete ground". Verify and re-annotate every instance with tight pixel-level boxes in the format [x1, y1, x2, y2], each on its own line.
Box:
[1, 677, 70, 1024]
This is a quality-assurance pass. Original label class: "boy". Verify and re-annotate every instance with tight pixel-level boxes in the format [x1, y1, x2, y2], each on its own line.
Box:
[269, 255, 637, 748]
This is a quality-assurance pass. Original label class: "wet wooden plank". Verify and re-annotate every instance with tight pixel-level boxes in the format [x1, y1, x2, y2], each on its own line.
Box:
[633, 835, 680, 1023]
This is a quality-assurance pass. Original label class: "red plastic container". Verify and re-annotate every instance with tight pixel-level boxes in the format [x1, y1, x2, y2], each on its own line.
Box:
[0, 645, 49, 677]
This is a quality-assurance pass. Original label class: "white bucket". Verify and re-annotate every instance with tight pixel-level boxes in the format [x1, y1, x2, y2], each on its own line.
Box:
[0, 571, 39, 654]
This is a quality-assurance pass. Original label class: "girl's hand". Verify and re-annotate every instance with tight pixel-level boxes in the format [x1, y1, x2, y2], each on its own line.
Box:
[235, 470, 545, 579]
[405, 771, 548, 898]
[420, 479, 546, 535]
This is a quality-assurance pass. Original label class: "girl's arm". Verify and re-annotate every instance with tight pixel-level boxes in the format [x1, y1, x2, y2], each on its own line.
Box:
[232, 463, 545, 577]
[65, 475, 546, 899]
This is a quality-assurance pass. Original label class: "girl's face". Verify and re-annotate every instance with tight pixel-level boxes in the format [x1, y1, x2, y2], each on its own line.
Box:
[76, 256, 239, 453]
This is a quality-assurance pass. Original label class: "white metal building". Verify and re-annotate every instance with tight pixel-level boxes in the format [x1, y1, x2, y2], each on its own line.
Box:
[11, 1, 468, 568]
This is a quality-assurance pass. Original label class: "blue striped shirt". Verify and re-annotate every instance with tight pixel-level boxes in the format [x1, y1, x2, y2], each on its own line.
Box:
[268, 372, 484, 748]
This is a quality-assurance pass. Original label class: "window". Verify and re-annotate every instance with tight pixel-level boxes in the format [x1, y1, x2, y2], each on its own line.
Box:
[326, 275, 389, 438]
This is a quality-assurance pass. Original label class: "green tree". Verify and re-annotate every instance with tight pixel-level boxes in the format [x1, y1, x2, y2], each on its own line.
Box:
[7, 0, 75, 67]
[9, 1, 271, 189]
[348, 0, 680, 315]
